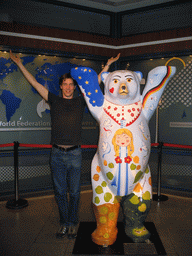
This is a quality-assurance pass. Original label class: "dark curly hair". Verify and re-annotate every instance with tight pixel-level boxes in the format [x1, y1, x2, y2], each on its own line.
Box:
[59, 73, 78, 86]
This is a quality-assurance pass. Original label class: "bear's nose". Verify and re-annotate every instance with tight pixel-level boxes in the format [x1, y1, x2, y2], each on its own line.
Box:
[120, 83, 126, 88]
[119, 83, 129, 95]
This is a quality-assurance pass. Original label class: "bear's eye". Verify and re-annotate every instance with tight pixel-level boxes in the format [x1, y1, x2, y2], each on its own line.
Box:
[113, 79, 118, 84]
[127, 78, 132, 83]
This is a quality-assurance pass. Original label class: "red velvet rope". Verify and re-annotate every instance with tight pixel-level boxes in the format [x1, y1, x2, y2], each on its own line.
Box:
[0, 142, 192, 150]
[0, 143, 14, 148]
[151, 143, 159, 147]
[19, 144, 52, 148]
[163, 143, 192, 150]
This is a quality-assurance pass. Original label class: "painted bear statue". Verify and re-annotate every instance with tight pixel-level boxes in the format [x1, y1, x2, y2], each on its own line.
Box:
[71, 65, 176, 246]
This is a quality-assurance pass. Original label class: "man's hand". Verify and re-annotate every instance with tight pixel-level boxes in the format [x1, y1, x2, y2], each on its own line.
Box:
[10, 50, 22, 65]
[107, 53, 121, 66]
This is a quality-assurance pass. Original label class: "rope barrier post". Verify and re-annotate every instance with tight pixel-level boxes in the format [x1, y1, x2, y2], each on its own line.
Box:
[153, 142, 168, 202]
[6, 141, 28, 209]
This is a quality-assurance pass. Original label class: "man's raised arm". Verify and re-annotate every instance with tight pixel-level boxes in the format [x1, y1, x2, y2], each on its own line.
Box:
[10, 50, 48, 101]
[98, 53, 120, 84]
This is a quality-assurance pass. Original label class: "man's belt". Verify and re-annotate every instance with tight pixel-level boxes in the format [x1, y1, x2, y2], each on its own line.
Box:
[53, 144, 79, 152]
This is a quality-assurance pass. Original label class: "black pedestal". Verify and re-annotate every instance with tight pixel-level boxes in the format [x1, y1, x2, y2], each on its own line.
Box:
[6, 198, 28, 209]
[153, 194, 169, 202]
[73, 222, 166, 255]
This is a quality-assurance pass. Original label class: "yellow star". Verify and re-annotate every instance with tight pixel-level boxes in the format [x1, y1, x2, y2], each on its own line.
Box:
[78, 76, 82, 80]
[84, 68, 87, 72]
[93, 101, 95, 103]
[88, 92, 91, 95]
[85, 81, 89, 84]
[95, 89, 98, 93]
[89, 69, 91, 72]
[75, 67, 78, 70]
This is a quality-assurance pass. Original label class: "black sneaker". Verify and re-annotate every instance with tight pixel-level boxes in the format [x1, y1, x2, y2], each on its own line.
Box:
[68, 226, 77, 239]
[56, 225, 68, 238]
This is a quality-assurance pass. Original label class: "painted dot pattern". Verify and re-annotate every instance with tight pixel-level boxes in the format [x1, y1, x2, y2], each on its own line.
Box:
[93, 157, 152, 204]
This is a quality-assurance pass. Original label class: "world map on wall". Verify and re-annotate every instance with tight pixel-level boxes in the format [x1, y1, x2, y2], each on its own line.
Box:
[0, 55, 79, 122]
[1, 54, 192, 122]
[0, 90, 22, 122]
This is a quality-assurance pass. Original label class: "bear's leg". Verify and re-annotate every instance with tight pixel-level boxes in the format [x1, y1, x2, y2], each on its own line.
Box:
[91, 202, 120, 246]
[121, 192, 151, 243]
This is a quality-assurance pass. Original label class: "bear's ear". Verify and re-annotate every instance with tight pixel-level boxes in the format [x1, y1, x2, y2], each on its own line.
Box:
[101, 72, 110, 84]
[134, 71, 143, 83]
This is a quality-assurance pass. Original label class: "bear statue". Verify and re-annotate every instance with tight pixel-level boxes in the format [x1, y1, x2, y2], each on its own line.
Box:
[71, 65, 176, 246]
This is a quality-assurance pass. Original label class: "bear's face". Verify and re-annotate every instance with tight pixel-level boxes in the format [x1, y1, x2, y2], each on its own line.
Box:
[102, 70, 142, 105]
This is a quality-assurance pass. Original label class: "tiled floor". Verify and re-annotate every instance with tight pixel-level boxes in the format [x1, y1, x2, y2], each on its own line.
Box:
[0, 189, 191, 256]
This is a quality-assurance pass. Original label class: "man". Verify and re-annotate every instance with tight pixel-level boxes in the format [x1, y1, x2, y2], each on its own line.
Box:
[10, 50, 120, 239]
[10, 50, 85, 239]
[48, 73, 85, 239]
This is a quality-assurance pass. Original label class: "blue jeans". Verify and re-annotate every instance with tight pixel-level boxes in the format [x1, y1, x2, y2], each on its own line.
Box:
[50, 146, 82, 227]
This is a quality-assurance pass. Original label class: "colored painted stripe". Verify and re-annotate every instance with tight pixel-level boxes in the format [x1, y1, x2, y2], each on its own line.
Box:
[125, 163, 129, 195]
[142, 66, 172, 109]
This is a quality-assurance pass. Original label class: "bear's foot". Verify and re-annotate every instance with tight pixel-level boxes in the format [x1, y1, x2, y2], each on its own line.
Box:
[125, 225, 151, 243]
[91, 203, 120, 246]
[92, 226, 118, 246]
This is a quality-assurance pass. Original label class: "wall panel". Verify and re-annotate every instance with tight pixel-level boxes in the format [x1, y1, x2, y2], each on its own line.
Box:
[121, 1, 192, 36]
[0, 0, 111, 36]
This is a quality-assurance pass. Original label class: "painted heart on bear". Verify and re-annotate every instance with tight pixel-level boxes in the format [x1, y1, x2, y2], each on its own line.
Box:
[109, 87, 114, 94]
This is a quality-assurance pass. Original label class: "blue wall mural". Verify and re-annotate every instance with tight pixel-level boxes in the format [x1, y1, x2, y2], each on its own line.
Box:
[1, 52, 191, 146]
[0, 52, 102, 146]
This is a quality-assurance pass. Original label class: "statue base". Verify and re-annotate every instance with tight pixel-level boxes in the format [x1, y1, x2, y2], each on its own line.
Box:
[73, 222, 166, 255]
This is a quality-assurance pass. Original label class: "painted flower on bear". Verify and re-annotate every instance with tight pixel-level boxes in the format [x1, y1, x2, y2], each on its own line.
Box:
[115, 156, 122, 163]
[124, 156, 132, 163]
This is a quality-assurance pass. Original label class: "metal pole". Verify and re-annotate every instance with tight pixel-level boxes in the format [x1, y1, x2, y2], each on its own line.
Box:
[153, 142, 168, 202]
[6, 141, 28, 209]
[14, 141, 19, 202]
[153, 100, 168, 202]
[155, 105, 159, 144]
[157, 142, 163, 198]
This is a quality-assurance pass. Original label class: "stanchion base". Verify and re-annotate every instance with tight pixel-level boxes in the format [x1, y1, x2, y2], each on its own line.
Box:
[153, 194, 168, 202]
[6, 198, 28, 209]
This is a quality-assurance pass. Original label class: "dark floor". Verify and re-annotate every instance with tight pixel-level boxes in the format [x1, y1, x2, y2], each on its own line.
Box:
[0, 189, 191, 256]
